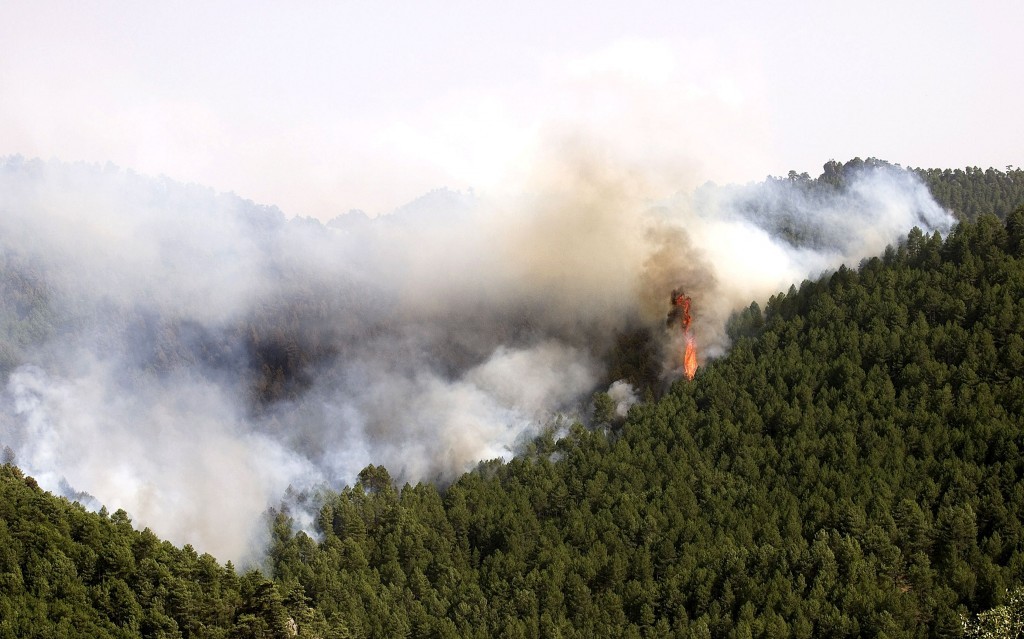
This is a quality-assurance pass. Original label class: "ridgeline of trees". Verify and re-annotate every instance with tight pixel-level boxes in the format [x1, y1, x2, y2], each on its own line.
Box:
[2, 163, 1024, 638]
[916, 165, 1024, 223]
[782, 157, 1024, 223]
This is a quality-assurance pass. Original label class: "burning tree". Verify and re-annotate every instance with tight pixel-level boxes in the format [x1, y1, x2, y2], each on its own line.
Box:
[667, 289, 698, 380]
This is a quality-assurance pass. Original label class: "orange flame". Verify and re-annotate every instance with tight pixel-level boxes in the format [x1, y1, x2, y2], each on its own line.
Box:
[683, 334, 698, 381]
[669, 289, 698, 380]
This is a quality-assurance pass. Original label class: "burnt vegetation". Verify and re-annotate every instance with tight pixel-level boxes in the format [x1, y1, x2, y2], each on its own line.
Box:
[2, 163, 1024, 637]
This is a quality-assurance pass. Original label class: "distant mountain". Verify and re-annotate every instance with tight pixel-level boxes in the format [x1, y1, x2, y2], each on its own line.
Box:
[327, 188, 477, 232]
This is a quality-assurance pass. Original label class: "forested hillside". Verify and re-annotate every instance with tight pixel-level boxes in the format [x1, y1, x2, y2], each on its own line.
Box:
[4, 209, 1023, 638]
[3, 159, 1024, 638]
[260, 210, 1024, 637]
[916, 166, 1024, 222]
[0, 463, 329, 638]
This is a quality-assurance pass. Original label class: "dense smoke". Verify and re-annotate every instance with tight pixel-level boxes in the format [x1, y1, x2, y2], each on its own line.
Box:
[0, 153, 952, 562]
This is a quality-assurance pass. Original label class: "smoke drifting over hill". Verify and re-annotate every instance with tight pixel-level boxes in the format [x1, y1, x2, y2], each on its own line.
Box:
[0, 153, 952, 561]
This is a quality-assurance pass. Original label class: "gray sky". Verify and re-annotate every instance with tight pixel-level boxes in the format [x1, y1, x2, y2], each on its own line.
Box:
[2, 1, 1020, 219]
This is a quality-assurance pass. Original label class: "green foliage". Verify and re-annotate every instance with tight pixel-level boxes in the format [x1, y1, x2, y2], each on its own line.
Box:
[592, 391, 617, 426]
[0, 463, 322, 638]
[915, 166, 1024, 222]
[264, 213, 1024, 637]
[962, 587, 1024, 639]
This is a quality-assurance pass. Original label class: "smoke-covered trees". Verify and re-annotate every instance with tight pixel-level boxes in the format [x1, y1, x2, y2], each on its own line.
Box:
[3, 170, 1024, 636]
[749, 158, 1024, 236]
[257, 211, 1024, 637]
[813, 158, 1024, 224]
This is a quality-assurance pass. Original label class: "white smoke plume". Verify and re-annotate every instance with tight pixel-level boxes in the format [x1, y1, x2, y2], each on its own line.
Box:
[0, 153, 953, 562]
[606, 380, 640, 419]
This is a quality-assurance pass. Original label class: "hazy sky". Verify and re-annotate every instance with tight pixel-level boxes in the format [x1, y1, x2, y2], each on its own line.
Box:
[2, 1, 1020, 220]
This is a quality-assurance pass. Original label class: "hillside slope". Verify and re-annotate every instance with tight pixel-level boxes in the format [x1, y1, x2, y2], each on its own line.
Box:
[257, 209, 1024, 637]
[0, 462, 336, 638]
[2, 176, 1024, 638]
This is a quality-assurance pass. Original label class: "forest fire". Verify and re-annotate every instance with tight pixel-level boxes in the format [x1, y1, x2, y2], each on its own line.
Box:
[668, 289, 698, 380]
